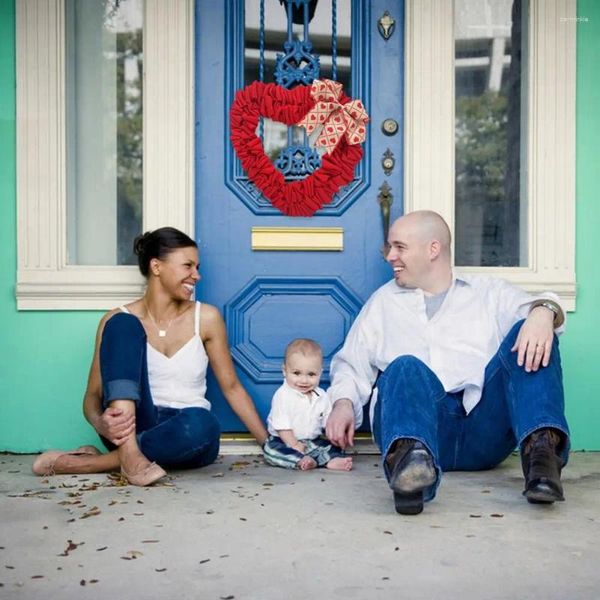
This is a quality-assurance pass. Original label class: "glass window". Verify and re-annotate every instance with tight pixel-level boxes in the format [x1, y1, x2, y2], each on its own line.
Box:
[66, 0, 143, 265]
[454, 0, 527, 267]
[244, 0, 351, 166]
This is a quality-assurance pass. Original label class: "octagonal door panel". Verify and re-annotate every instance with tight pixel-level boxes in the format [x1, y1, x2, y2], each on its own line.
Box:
[195, 0, 405, 431]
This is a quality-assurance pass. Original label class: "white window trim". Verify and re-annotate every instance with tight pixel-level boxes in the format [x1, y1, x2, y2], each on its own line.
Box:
[16, 0, 194, 310]
[17, 0, 576, 311]
[405, 0, 577, 310]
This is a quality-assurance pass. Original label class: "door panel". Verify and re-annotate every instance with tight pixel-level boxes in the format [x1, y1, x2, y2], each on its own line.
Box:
[195, 0, 404, 431]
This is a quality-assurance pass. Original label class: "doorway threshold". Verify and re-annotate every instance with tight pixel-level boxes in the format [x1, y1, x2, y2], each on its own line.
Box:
[219, 434, 379, 456]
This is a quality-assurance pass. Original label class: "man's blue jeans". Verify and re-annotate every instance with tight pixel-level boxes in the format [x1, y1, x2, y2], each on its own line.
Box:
[99, 312, 220, 469]
[372, 320, 570, 502]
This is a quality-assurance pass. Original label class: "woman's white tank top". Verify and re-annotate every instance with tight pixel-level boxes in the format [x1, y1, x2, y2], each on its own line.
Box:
[120, 302, 211, 410]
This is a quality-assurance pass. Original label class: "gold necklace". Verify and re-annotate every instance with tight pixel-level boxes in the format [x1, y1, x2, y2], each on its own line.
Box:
[144, 301, 177, 338]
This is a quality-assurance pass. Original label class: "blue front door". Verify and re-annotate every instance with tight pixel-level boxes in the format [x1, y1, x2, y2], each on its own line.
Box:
[195, 0, 404, 431]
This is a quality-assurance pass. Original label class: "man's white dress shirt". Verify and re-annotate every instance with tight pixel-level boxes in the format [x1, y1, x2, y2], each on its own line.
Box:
[267, 381, 331, 440]
[328, 273, 564, 427]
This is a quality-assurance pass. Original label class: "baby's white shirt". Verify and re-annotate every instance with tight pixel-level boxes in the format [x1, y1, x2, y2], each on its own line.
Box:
[267, 381, 331, 440]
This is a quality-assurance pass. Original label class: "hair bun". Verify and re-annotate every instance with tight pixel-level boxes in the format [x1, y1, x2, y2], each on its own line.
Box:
[133, 231, 152, 256]
[132, 227, 197, 278]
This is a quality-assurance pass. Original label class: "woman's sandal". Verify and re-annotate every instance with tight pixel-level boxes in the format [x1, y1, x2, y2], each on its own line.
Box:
[121, 462, 167, 486]
[32, 445, 101, 476]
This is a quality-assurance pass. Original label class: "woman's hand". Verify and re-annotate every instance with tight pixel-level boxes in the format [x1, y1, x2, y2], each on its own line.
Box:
[94, 407, 136, 446]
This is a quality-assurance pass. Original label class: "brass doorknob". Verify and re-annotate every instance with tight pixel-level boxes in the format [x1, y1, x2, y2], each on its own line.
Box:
[381, 118, 399, 136]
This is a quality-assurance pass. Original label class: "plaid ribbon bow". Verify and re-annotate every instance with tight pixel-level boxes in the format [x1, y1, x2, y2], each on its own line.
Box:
[297, 79, 369, 155]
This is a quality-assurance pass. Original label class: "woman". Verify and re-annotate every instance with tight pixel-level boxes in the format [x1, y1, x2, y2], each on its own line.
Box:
[33, 228, 268, 485]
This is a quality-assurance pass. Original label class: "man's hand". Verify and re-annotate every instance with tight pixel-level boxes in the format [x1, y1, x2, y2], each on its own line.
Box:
[94, 407, 135, 446]
[511, 306, 555, 372]
[325, 398, 356, 449]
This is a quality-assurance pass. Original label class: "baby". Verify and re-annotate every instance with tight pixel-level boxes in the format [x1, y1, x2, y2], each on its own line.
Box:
[263, 338, 353, 471]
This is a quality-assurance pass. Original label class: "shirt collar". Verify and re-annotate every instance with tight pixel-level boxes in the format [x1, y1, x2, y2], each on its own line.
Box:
[282, 380, 320, 399]
[390, 270, 472, 294]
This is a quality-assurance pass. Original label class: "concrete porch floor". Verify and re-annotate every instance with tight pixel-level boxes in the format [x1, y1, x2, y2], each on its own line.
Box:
[1, 450, 599, 600]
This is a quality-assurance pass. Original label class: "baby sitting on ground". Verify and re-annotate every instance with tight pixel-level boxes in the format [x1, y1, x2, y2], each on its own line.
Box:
[263, 338, 352, 471]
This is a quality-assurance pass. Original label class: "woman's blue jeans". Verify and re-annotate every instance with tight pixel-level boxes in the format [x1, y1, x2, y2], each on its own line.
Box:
[372, 320, 570, 502]
[99, 312, 220, 468]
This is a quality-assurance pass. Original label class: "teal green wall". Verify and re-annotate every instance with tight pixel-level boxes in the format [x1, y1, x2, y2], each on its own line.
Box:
[1, 1, 599, 451]
[559, 0, 600, 449]
[0, 0, 101, 451]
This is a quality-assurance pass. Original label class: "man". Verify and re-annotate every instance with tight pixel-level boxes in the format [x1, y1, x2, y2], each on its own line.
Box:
[326, 210, 569, 515]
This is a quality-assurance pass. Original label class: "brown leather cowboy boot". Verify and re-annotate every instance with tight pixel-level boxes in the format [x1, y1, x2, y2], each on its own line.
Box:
[521, 429, 565, 504]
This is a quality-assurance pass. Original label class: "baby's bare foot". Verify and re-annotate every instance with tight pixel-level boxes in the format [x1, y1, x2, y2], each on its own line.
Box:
[326, 457, 353, 471]
[298, 456, 317, 471]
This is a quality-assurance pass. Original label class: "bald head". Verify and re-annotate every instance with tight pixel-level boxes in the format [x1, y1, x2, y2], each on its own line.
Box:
[386, 210, 453, 293]
[392, 211, 452, 256]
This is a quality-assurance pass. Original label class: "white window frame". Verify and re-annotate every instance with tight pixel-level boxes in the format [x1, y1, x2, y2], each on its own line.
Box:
[16, 0, 194, 309]
[405, 0, 577, 310]
[17, 0, 576, 311]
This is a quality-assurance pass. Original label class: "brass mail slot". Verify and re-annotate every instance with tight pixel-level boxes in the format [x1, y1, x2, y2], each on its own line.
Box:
[251, 227, 344, 251]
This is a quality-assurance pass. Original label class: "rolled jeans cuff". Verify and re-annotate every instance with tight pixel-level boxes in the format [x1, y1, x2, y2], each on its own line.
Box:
[103, 379, 141, 409]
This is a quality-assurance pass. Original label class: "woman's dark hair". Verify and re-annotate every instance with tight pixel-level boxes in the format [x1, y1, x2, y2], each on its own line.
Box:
[133, 227, 197, 277]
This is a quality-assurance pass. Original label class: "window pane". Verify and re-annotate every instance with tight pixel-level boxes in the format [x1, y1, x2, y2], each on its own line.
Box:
[244, 0, 351, 165]
[454, 0, 527, 267]
[66, 0, 143, 265]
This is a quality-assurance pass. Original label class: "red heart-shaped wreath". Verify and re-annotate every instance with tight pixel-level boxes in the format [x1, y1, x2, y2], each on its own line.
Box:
[229, 81, 364, 216]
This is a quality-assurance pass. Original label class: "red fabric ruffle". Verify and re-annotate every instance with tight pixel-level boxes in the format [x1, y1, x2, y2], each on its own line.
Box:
[229, 81, 364, 216]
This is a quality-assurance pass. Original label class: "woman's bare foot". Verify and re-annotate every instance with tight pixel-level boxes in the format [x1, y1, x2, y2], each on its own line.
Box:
[326, 457, 353, 471]
[297, 456, 317, 471]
